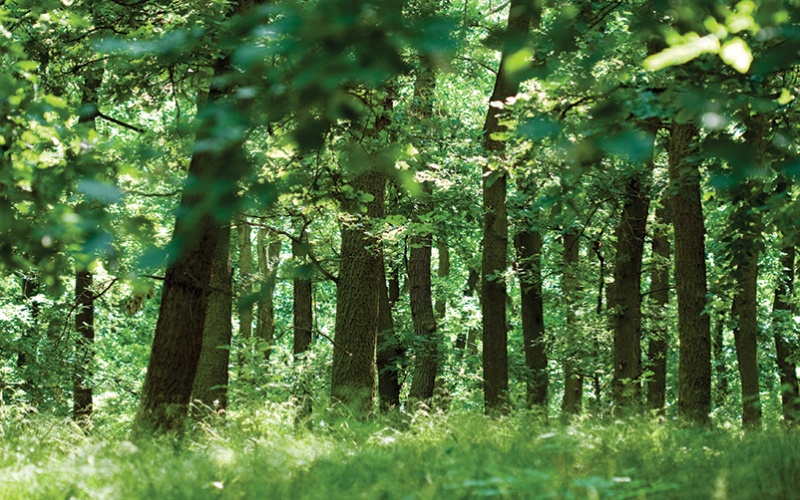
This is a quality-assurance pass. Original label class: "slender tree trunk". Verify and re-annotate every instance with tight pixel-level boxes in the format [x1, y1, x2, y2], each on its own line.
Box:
[191, 226, 233, 413]
[514, 226, 548, 409]
[610, 129, 655, 409]
[773, 247, 800, 422]
[668, 122, 711, 424]
[562, 228, 583, 416]
[408, 213, 438, 403]
[377, 254, 402, 411]
[256, 229, 282, 360]
[73, 67, 102, 429]
[73, 270, 94, 427]
[712, 313, 729, 407]
[237, 215, 254, 340]
[459, 267, 480, 352]
[646, 203, 670, 411]
[481, 0, 539, 414]
[292, 233, 313, 356]
[731, 246, 761, 427]
[330, 170, 385, 414]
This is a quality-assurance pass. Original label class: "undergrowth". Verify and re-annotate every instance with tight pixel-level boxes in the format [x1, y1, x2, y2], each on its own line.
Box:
[1, 403, 799, 499]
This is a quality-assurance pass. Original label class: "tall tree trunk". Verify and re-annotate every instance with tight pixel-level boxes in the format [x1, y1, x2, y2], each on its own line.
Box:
[668, 122, 711, 424]
[610, 130, 654, 409]
[514, 226, 548, 409]
[133, 31, 251, 434]
[73, 270, 94, 427]
[73, 67, 103, 429]
[377, 254, 403, 412]
[458, 267, 480, 352]
[292, 231, 313, 356]
[191, 226, 233, 413]
[773, 246, 800, 423]
[237, 215, 254, 340]
[646, 203, 670, 411]
[330, 170, 385, 414]
[481, 0, 540, 414]
[731, 247, 761, 427]
[256, 229, 282, 360]
[712, 312, 729, 407]
[562, 227, 583, 416]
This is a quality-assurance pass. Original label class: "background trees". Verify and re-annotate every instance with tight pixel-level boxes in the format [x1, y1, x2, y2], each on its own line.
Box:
[2, 0, 800, 435]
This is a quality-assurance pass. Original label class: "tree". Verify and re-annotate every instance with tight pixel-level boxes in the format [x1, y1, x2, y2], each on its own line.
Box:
[480, 0, 540, 414]
[255, 228, 282, 360]
[646, 202, 671, 412]
[562, 227, 583, 416]
[668, 122, 711, 424]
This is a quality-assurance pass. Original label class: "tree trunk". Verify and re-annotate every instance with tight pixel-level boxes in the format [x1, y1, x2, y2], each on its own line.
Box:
[330, 170, 385, 414]
[514, 226, 548, 409]
[377, 255, 403, 411]
[237, 215, 254, 340]
[459, 267, 480, 352]
[73, 269, 94, 428]
[668, 122, 711, 424]
[133, 44, 250, 435]
[191, 226, 233, 413]
[292, 232, 313, 356]
[773, 247, 800, 423]
[435, 238, 450, 320]
[562, 228, 583, 416]
[481, 0, 539, 414]
[646, 203, 670, 411]
[731, 247, 761, 427]
[610, 147, 653, 409]
[256, 228, 282, 360]
[712, 313, 729, 407]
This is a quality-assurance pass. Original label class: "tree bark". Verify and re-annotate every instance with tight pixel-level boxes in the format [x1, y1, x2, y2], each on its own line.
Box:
[773, 246, 800, 423]
[330, 170, 385, 414]
[562, 228, 583, 416]
[712, 313, 729, 407]
[731, 246, 761, 427]
[481, 0, 539, 414]
[610, 130, 654, 409]
[668, 122, 711, 424]
[646, 203, 670, 411]
[133, 34, 251, 434]
[292, 232, 313, 356]
[377, 254, 403, 411]
[191, 226, 233, 413]
[256, 228, 282, 360]
[73, 269, 94, 427]
[514, 226, 548, 409]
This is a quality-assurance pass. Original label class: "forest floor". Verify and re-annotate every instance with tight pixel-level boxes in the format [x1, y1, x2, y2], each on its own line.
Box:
[1, 403, 799, 499]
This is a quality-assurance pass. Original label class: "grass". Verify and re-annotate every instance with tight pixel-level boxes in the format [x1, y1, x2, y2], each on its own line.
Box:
[2, 403, 799, 499]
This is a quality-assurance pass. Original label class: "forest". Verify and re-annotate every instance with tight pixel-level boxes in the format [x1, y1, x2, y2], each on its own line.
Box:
[3, 0, 800, 497]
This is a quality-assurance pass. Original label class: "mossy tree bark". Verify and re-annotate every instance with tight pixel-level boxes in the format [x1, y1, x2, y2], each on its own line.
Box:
[668, 122, 711, 424]
[191, 226, 233, 413]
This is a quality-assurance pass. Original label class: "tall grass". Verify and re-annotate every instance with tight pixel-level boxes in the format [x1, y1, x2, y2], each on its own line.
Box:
[1, 403, 799, 499]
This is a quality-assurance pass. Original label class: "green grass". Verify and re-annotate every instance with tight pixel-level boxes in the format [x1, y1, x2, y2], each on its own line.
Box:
[2, 404, 799, 499]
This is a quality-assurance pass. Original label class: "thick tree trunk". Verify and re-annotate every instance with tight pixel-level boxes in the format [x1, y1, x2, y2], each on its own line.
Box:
[562, 228, 583, 416]
[610, 167, 652, 408]
[773, 247, 800, 423]
[646, 203, 670, 411]
[237, 215, 254, 340]
[191, 226, 233, 413]
[73, 269, 94, 427]
[668, 122, 711, 424]
[481, 0, 539, 414]
[256, 229, 282, 360]
[330, 170, 385, 414]
[514, 227, 548, 409]
[133, 47, 249, 434]
[408, 217, 438, 403]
